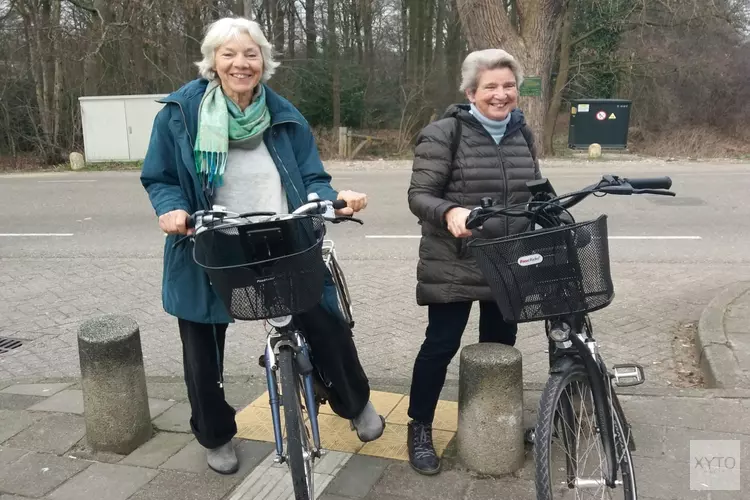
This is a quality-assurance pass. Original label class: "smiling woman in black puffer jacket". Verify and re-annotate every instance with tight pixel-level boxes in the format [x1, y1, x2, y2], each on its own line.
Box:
[404, 48, 542, 476]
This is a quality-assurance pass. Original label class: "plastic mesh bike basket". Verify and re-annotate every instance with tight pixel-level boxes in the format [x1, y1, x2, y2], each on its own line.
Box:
[467, 215, 614, 322]
[192, 215, 326, 320]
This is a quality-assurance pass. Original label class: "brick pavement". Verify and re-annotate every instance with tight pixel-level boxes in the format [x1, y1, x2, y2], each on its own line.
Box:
[1, 379, 749, 499]
[2, 256, 749, 388]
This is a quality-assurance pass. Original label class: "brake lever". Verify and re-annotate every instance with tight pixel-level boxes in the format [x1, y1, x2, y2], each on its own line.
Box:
[328, 216, 364, 225]
[634, 189, 676, 196]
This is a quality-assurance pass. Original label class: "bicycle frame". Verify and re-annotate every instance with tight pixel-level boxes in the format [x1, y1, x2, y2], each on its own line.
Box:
[263, 319, 323, 464]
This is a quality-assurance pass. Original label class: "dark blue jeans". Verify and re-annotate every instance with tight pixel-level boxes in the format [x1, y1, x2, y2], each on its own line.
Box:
[407, 300, 518, 424]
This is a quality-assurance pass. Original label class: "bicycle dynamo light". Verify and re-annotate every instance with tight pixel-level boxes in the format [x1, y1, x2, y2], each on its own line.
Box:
[549, 322, 571, 342]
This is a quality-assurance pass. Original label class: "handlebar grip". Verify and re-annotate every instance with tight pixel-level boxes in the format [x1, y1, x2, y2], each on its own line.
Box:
[186, 214, 196, 229]
[332, 199, 348, 210]
[624, 177, 672, 190]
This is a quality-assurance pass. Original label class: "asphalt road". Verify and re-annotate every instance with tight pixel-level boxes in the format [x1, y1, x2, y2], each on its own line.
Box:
[1, 158, 749, 385]
[1, 160, 749, 264]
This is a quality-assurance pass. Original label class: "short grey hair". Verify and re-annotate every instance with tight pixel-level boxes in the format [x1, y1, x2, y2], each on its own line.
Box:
[459, 49, 524, 93]
[195, 17, 280, 82]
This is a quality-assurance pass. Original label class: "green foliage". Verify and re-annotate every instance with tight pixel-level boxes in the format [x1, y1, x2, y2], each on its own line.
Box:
[567, 0, 630, 100]
[272, 61, 368, 128]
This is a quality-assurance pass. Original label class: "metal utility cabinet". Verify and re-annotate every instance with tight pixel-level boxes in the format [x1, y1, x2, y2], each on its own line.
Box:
[568, 99, 632, 149]
[79, 94, 167, 162]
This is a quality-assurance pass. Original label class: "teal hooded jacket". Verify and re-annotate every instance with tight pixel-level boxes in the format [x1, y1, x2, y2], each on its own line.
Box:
[140, 78, 341, 324]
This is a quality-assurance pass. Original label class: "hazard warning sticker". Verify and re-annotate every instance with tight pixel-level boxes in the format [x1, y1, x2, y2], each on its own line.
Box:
[609, 113, 616, 119]
[596, 110, 607, 120]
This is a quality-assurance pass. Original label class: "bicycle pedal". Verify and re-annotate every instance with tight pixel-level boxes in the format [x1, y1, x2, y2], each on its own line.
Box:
[612, 364, 645, 387]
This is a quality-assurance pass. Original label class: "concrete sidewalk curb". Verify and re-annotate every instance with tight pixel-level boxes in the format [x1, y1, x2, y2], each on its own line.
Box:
[697, 281, 750, 388]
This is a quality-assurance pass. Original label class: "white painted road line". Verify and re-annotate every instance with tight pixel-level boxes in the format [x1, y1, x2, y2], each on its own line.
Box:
[0, 233, 74, 237]
[37, 180, 97, 183]
[365, 235, 421, 239]
[366, 235, 702, 240]
[609, 236, 702, 240]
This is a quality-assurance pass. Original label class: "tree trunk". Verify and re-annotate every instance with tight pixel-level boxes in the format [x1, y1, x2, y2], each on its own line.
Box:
[543, 0, 573, 155]
[327, 0, 340, 129]
[363, 0, 373, 70]
[50, 0, 63, 148]
[287, 0, 295, 58]
[456, 0, 564, 152]
[271, 0, 285, 54]
[306, 0, 317, 58]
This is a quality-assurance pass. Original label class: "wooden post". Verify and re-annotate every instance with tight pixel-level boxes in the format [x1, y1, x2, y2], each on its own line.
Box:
[338, 127, 348, 157]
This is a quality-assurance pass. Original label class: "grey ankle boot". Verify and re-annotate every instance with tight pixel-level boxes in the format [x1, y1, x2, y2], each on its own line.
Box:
[351, 401, 386, 442]
[207, 441, 239, 474]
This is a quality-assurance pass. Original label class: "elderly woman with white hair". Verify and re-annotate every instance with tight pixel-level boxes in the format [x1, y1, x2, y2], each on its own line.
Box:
[140, 17, 384, 475]
[405, 49, 541, 475]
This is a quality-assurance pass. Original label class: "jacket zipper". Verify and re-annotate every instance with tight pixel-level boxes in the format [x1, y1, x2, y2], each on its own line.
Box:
[269, 119, 305, 207]
[162, 98, 212, 209]
[497, 123, 523, 236]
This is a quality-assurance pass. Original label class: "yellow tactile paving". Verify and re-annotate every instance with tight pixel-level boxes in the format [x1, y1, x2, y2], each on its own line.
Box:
[234, 390, 457, 461]
[315, 413, 366, 453]
[358, 423, 455, 461]
[235, 405, 285, 442]
[386, 397, 458, 432]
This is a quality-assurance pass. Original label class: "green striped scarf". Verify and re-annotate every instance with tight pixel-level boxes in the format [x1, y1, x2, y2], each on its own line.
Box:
[194, 80, 271, 193]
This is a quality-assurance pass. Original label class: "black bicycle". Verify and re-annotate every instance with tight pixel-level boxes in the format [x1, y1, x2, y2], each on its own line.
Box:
[465, 174, 675, 500]
[179, 195, 362, 500]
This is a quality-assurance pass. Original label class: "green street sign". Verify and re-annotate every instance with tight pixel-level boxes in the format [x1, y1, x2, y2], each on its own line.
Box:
[520, 77, 542, 97]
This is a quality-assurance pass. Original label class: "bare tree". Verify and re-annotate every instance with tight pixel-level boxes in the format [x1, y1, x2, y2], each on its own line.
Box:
[456, 0, 566, 148]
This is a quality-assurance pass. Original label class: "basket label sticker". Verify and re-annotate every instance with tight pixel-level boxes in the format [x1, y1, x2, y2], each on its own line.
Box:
[518, 253, 543, 266]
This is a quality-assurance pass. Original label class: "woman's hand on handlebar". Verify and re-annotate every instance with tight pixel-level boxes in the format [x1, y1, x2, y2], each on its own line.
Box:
[445, 207, 472, 238]
[159, 209, 194, 236]
[335, 190, 368, 216]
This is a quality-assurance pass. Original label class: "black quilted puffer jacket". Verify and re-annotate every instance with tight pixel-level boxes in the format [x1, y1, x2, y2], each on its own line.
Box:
[407, 104, 541, 305]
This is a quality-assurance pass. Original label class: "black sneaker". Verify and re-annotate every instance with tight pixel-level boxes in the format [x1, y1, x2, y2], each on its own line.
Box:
[407, 420, 441, 475]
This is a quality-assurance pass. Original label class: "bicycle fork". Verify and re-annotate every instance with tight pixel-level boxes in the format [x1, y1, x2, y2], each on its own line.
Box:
[264, 330, 323, 464]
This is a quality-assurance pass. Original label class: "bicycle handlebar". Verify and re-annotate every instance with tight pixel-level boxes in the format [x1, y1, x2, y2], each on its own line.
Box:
[623, 177, 672, 190]
[185, 199, 355, 230]
[465, 174, 675, 230]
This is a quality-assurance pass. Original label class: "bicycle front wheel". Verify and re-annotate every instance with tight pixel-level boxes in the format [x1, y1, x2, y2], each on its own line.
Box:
[534, 363, 637, 500]
[279, 347, 314, 500]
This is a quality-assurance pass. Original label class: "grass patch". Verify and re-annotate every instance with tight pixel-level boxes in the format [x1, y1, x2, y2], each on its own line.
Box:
[0, 155, 143, 174]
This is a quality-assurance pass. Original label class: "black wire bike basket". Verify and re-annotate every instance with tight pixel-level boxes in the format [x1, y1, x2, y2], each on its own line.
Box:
[192, 215, 327, 321]
[467, 215, 614, 323]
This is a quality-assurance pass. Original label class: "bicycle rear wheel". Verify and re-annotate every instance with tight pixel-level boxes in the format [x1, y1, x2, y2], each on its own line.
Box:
[279, 347, 314, 500]
[534, 362, 637, 500]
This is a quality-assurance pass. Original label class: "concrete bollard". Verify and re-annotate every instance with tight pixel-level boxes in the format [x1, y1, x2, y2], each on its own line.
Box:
[588, 143, 602, 159]
[69, 152, 85, 171]
[456, 343, 524, 475]
[78, 314, 152, 454]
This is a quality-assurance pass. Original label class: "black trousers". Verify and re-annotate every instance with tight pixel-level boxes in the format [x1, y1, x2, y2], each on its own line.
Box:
[178, 304, 370, 449]
[407, 300, 518, 424]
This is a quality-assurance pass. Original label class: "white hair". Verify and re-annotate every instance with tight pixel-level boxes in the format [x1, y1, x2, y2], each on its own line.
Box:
[195, 17, 280, 82]
[459, 49, 524, 93]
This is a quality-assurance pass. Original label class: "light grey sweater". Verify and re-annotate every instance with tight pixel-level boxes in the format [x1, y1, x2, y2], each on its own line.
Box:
[213, 135, 288, 215]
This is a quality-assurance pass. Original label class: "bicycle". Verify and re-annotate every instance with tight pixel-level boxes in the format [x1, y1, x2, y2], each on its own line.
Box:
[464, 174, 675, 500]
[181, 193, 362, 500]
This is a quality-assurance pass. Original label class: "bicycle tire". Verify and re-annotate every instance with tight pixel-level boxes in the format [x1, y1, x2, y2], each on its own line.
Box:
[329, 250, 354, 328]
[279, 347, 313, 500]
[534, 362, 637, 500]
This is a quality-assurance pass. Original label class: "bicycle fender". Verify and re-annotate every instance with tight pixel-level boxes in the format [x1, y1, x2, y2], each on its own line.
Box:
[548, 355, 578, 375]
